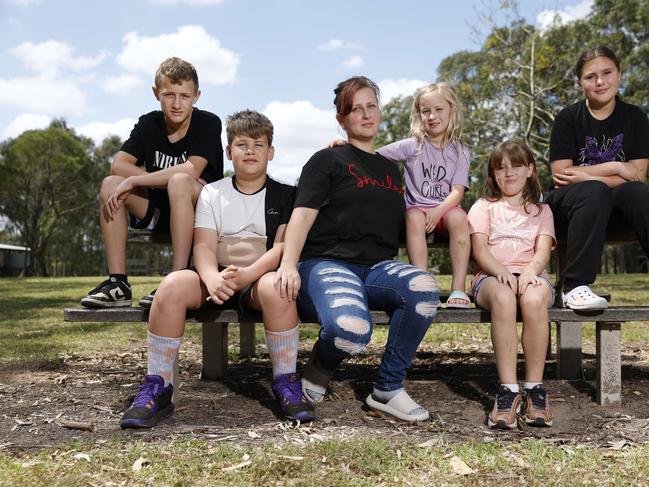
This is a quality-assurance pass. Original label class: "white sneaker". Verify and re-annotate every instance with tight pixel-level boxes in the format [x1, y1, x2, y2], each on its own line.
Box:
[562, 285, 608, 310]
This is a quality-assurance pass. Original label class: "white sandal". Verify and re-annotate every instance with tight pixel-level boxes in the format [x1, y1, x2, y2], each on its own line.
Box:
[562, 285, 608, 310]
[365, 390, 429, 422]
[445, 290, 471, 309]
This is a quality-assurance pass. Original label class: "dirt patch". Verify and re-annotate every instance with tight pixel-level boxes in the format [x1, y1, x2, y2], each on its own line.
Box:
[2, 340, 649, 452]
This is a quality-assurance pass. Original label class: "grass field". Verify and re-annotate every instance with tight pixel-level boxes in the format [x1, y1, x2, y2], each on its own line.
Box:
[1, 274, 649, 486]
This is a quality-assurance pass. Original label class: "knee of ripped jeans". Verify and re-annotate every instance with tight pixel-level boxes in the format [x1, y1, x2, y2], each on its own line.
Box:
[407, 272, 439, 294]
[335, 315, 371, 336]
[333, 336, 368, 356]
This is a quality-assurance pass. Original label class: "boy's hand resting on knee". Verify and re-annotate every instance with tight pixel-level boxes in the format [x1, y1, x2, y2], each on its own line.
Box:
[274, 265, 301, 302]
[205, 265, 239, 304]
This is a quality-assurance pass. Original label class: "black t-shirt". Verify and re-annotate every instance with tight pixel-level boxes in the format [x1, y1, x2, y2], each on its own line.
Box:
[120, 108, 224, 183]
[550, 98, 649, 165]
[294, 144, 405, 265]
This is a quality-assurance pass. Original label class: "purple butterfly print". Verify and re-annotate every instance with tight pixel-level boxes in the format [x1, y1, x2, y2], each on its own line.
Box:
[578, 134, 625, 166]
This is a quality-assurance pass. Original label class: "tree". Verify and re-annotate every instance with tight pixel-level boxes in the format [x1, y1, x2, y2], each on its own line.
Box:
[0, 121, 99, 275]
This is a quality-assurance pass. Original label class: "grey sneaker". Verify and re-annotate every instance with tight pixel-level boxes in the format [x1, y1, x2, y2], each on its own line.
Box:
[81, 277, 132, 308]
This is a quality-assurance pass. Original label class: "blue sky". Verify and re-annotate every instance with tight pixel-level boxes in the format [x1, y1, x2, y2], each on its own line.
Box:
[0, 0, 593, 183]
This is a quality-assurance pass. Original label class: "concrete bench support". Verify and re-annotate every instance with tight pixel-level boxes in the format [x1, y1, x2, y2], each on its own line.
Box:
[555, 321, 583, 380]
[201, 322, 228, 381]
[596, 321, 622, 406]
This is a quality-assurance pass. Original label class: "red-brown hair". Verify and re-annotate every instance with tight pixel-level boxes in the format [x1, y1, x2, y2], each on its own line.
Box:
[333, 76, 380, 121]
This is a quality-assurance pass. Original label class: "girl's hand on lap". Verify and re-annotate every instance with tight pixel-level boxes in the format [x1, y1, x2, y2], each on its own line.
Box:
[206, 266, 238, 304]
[495, 268, 518, 293]
[424, 207, 443, 234]
[517, 272, 541, 296]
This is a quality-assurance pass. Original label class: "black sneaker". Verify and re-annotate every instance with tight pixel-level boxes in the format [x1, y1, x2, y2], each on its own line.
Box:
[80, 277, 132, 308]
[120, 375, 174, 429]
[272, 373, 316, 422]
[138, 289, 156, 308]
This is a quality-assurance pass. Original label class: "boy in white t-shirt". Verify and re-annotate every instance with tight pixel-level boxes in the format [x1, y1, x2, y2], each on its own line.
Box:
[120, 110, 315, 428]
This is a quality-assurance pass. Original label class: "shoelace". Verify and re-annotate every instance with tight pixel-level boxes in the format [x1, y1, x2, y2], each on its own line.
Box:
[89, 279, 111, 295]
[275, 379, 304, 403]
[497, 389, 516, 411]
[527, 389, 547, 409]
[132, 381, 161, 408]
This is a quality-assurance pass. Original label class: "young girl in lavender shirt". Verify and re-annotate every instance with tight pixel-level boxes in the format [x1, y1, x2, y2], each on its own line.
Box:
[378, 83, 471, 308]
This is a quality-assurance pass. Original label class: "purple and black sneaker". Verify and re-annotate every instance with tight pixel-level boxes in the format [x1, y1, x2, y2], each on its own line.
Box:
[272, 373, 316, 422]
[120, 374, 174, 429]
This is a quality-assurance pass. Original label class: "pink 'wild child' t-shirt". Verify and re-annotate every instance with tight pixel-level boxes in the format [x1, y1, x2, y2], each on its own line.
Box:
[467, 198, 556, 288]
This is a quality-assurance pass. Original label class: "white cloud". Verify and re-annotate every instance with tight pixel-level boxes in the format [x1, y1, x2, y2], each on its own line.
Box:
[342, 55, 364, 68]
[76, 118, 137, 145]
[318, 38, 359, 51]
[0, 75, 87, 115]
[147, 0, 227, 4]
[378, 78, 427, 103]
[116, 25, 239, 85]
[2, 113, 52, 140]
[11, 40, 106, 76]
[102, 74, 143, 94]
[261, 101, 338, 184]
[537, 0, 593, 30]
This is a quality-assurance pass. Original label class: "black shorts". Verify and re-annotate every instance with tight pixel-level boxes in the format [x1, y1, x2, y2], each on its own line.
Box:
[129, 189, 170, 233]
[189, 267, 263, 322]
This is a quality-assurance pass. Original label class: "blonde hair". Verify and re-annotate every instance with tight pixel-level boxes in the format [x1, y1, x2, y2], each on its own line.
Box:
[410, 82, 463, 147]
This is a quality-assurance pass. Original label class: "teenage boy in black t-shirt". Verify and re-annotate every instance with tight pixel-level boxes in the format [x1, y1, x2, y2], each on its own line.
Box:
[81, 57, 223, 309]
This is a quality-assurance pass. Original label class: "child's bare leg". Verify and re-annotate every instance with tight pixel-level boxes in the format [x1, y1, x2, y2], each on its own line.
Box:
[99, 175, 149, 274]
[477, 279, 518, 385]
[405, 209, 429, 271]
[519, 285, 552, 383]
[444, 209, 470, 296]
[249, 272, 299, 377]
[146, 269, 206, 385]
[167, 173, 205, 271]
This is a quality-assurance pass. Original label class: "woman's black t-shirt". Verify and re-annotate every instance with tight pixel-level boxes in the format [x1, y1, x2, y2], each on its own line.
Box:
[294, 144, 405, 265]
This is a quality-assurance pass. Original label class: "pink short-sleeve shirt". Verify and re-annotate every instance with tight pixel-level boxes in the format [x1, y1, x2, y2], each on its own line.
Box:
[467, 198, 556, 288]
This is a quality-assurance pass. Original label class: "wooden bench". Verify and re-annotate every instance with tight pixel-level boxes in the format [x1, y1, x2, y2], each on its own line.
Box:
[63, 305, 649, 406]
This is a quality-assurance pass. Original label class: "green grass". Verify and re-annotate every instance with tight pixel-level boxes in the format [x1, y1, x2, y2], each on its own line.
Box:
[2, 274, 649, 485]
[3, 436, 649, 486]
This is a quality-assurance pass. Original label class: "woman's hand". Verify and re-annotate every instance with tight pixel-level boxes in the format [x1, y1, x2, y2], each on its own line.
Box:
[274, 264, 301, 302]
[205, 265, 239, 304]
[327, 138, 347, 149]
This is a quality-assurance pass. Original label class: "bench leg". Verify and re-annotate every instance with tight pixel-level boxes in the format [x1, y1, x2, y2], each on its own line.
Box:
[555, 321, 583, 380]
[239, 321, 256, 359]
[201, 322, 228, 381]
[596, 321, 621, 406]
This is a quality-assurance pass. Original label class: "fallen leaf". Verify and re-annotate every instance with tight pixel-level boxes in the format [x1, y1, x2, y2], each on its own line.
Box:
[247, 431, 260, 439]
[72, 453, 91, 462]
[222, 460, 252, 472]
[396, 449, 402, 460]
[132, 457, 150, 472]
[278, 455, 304, 461]
[418, 438, 442, 448]
[606, 439, 629, 450]
[449, 455, 475, 476]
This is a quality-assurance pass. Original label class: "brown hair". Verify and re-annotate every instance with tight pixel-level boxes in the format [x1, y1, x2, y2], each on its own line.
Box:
[155, 57, 199, 90]
[575, 46, 620, 79]
[333, 76, 380, 121]
[484, 140, 542, 214]
[226, 110, 274, 145]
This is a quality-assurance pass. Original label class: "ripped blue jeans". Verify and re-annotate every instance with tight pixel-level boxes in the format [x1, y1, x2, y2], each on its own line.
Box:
[297, 258, 440, 392]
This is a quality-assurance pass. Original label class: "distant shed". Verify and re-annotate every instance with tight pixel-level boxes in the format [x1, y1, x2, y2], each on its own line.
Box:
[0, 243, 30, 276]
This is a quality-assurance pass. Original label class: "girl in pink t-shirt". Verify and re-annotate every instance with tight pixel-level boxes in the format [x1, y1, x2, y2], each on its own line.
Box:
[467, 140, 556, 430]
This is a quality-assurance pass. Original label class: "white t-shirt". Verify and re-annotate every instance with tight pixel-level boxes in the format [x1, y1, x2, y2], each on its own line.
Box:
[194, 177, 268, 267]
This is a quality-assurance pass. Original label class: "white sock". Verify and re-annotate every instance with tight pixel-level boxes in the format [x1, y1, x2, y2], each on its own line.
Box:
[265, 326, 299, 378]
[502, 383, 519, 393]
[147, 331, 182, 386]
[524, 382, 542, 390]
